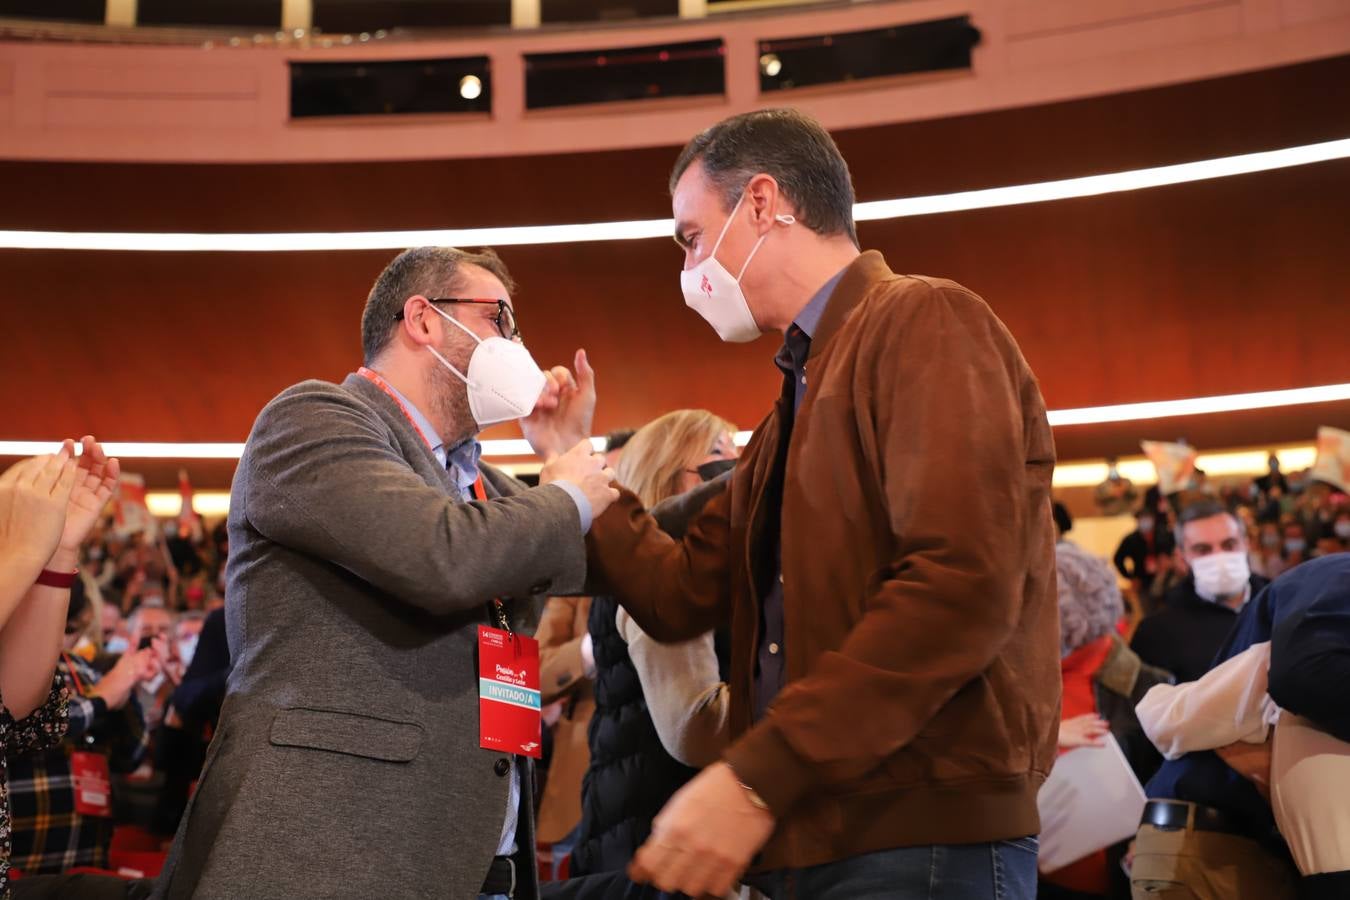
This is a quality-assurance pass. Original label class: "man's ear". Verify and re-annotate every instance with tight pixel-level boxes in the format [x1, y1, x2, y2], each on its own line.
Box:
[744, 174, 784, 233]
[401, 295, 438, 347]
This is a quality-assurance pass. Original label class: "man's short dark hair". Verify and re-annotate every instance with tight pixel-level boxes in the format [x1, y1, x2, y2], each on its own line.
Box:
[670, 108, 858, 246]
[360, 246, 516, 365]
[604, 429, 637, 454]
[1052, 502, 1073, 537]
[1176, 499, 1241, 545]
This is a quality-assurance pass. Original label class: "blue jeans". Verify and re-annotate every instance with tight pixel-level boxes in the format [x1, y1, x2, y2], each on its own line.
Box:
[759, 837, 1039, 900]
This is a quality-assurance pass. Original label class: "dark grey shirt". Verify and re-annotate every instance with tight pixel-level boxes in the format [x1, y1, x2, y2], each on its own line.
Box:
[754, 267, 846, 721]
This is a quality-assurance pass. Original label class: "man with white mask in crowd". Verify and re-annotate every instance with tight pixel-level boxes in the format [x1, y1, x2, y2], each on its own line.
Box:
[154, 247, 618, 900]
[1132, 499, 1270, 684]
[173, 611, 206, 671]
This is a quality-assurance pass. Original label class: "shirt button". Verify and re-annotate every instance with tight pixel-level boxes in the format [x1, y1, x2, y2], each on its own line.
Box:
[778, 574, 784, 584]
[769, 643, 781, 655]
[494, 758, 511, 777]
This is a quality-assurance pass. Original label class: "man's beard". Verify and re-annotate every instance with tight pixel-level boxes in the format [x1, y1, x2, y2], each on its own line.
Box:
[427, 338, 478, 449]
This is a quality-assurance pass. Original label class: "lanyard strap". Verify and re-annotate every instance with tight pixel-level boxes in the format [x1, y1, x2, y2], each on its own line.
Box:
[357, 366, 437, 452]
[62, 652, 87, 698]
[473, 475, 513, 633]
[358, 368, 510, 632]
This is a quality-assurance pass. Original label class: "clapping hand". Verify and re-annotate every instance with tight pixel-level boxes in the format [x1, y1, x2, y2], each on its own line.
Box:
[151, 635, 185, 687]
[0, 445, 79, 583]
[521, 349, 597, 460]
[57, 437, 120, 559]
[91, 646, 161, 710]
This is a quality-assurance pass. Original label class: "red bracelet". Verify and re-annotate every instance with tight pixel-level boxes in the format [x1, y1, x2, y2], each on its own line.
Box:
[35, 569, 78, 589]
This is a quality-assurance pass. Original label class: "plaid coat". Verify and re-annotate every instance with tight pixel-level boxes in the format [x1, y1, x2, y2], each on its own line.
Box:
[0, 675, 69, 896]
[7, 655, 148, 876]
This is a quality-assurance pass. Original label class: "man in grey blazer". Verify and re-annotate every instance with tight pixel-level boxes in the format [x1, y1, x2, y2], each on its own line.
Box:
[154, 247, 619, 900]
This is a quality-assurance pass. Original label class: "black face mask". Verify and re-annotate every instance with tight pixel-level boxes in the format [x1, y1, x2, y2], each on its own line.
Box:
[696, 458, 738, 482]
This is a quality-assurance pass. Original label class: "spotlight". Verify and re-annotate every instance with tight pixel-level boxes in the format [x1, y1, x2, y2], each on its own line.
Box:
[459, 75, 483, 100]
[759, 53, 782, 77]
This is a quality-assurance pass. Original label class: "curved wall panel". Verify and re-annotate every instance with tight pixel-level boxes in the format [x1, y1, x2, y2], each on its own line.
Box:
[2, 57, 1348, 488]
[0, 0, 1348, 162]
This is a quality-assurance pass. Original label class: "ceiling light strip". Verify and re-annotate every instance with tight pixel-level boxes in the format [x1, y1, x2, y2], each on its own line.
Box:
[1045, 382, 1350, 427]
[852, 137, 1350, 221]
[0, 441, 248, 459]
[2, 137, 1346, 252]
[139, 444, 1323, 501]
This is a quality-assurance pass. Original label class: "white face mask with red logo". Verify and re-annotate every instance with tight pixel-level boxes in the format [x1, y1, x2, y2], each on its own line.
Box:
[679, 189, 794, 343]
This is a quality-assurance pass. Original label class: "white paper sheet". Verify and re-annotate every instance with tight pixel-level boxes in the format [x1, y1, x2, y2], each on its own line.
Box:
[1037, 733, 1148, 873]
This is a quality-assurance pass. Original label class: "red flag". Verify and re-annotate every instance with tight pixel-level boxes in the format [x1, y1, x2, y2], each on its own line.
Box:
[113, 473, 151, 537]
[1312, 427, 1350, 493]
[1141, 440, 1199, 495]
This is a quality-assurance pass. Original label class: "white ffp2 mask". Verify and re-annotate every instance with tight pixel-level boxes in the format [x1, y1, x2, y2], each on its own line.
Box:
[178, 635, 200, 669]
[1191, 551, 1250, 602]
[680, 190, 794, 343]
[426, 305, 547, 428]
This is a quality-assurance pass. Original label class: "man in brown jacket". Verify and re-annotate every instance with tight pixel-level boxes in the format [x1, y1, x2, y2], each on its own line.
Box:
[585, 109, 1060, 899]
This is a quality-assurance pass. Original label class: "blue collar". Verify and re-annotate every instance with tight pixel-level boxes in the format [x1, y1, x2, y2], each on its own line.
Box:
[381, 381, 481, 492]
[445, 439, 484, 495]
[794, 266, 847, 340]
[383, 381, 445, 459]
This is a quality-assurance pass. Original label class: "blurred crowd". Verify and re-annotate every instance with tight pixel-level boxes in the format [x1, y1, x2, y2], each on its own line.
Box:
[1104, 454, 1350, 617]
[1039, 454, 1350, 899]
[0, 448, 231, 894]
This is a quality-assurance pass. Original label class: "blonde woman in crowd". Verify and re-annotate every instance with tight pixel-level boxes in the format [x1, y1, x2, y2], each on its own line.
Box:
[570, 410, 738, 879]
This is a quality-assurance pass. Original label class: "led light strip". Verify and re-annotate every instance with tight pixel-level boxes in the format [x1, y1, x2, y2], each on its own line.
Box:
[0, 438, 593, 459]
[3, 137, 1347, 252]
[1052, 446, 1317, 489]
[851, 137, 1350, 222]
[1045, 382, 1350, 427]
[142, 445, 1319, 512]
[0, 441, 248, 459]
[3, 382, 1347, 461]
[146, 491, 233, 518]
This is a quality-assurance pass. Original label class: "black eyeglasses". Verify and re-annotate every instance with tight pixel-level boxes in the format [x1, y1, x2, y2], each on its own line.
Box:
[395, 298, 519, 341]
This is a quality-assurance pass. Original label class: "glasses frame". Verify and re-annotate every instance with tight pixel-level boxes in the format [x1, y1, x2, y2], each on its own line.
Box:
[395, 297, 519, 341]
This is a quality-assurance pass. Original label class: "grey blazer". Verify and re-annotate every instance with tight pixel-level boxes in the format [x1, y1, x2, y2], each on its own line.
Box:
[153, 373, 588, 899]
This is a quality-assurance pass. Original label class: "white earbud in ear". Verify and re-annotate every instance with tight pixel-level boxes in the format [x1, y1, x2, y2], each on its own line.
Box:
[775, 214, 796, 225]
